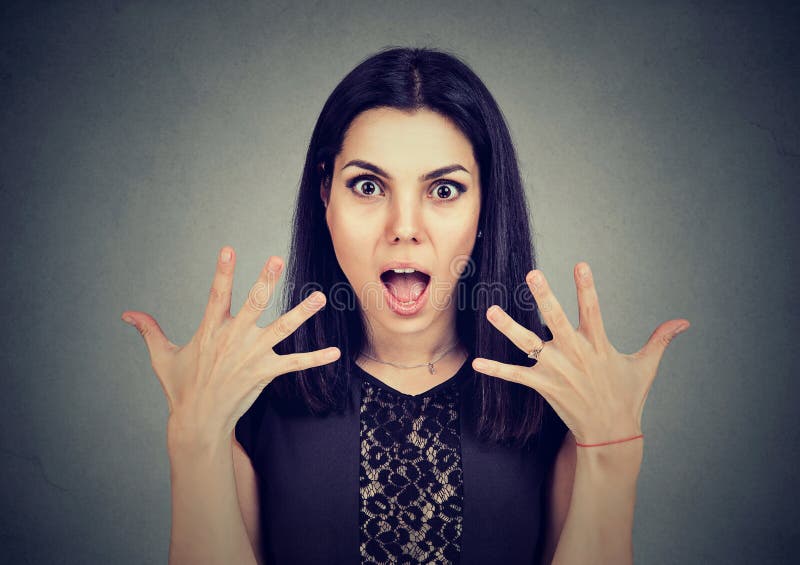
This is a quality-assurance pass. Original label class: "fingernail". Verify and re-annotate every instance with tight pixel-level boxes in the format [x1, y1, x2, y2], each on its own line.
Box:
[267, 258, 281, 273]
[309, 292, 325, 305]
[325, 348, 340, 360]
[122, 316, 135, 326]
[473, 359, 489, 371]
[220, 248, 232, 263]
[674, 323, 690, 335]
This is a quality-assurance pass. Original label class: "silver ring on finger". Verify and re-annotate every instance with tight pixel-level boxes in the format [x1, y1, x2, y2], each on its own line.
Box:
[527, 341, 546, 361]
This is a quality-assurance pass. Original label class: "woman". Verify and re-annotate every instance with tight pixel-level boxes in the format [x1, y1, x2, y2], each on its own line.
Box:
[121, 47, 690, 564]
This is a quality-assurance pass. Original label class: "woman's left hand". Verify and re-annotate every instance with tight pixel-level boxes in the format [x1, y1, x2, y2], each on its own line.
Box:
[472, 262, 690, 446]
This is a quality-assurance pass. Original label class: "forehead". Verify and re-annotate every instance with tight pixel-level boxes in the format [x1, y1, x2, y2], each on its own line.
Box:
[339, 107, 477, 173]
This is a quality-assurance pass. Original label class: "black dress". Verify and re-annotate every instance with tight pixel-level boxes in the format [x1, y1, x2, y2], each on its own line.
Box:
[235, 354, 567, 565]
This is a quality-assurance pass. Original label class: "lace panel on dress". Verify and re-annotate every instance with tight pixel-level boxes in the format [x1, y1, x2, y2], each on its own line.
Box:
[359, 378, 464, 564]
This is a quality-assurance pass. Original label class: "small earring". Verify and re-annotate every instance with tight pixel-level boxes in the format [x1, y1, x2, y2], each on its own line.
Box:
[477, 229, 483, 239]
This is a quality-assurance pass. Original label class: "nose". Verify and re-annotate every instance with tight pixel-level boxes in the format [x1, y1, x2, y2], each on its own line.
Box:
[386, 191, 424, 244]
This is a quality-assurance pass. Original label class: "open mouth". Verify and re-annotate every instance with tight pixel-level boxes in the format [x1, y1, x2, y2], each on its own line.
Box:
[379, 268, 431, 304]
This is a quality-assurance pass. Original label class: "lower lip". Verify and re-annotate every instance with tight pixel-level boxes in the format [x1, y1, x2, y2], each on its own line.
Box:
[382, 278, 431, 316]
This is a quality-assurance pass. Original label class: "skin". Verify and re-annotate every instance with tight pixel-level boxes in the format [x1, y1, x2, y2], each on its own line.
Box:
[123, 106, 691, 564]
[320, 106, 481, 392]
[473, 264, 690, 446]
[121, 248, 342, 565]
[118, 106, 485, 561]
[473, 263, 691, 563]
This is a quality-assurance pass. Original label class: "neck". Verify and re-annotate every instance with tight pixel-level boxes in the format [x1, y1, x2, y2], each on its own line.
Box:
[361, 341, 461, 369]
[357, 339, 468, 389]
[360, 318, 462, 366]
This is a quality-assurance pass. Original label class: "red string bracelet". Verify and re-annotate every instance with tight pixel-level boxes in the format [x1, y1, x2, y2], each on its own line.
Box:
[575, 433, 644, 448]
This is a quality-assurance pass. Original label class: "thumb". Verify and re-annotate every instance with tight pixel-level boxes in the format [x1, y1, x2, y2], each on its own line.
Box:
[635, 319, 690, 368]
[121, 311, 177, 356]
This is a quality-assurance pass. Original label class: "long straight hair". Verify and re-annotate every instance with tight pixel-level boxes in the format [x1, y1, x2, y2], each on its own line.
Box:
[270, 46, 565, 450]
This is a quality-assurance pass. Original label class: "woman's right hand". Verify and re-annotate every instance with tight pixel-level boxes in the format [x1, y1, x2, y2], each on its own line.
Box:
[121, 246, 340, 451]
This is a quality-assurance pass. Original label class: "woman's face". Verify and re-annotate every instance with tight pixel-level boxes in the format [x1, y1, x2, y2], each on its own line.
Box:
[322, 107, 481, 337]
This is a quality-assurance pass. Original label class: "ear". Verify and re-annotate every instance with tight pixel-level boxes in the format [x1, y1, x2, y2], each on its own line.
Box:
[320, 184, 329, 208]
[318, 162, 329, 208]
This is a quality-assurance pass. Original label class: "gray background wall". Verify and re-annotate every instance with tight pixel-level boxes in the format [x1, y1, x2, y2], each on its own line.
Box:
[1, 1, 798, 563]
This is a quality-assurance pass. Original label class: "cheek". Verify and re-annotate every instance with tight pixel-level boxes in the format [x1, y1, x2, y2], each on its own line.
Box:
[327, 212, 374, 276]
[328, 209, 354, 245]
[437, 221, 478, 249]
[435, 225, 479, 279]
[331, 216, 372, 252]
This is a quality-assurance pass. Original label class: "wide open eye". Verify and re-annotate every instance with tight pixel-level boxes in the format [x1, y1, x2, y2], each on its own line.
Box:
[430, 181, 466, 201]
[346, 176, 385, 198]
[345, 175, 466, 201]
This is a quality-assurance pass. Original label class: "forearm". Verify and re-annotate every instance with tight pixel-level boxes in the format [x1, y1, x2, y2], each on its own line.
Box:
[550, 439, 643, 565]
[167, 429, 258, 565]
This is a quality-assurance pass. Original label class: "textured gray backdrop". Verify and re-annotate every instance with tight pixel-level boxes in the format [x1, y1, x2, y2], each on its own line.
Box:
[1, 1, 798, 564]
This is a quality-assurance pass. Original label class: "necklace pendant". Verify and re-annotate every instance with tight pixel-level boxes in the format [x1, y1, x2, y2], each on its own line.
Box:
[428, 362, 435, 375]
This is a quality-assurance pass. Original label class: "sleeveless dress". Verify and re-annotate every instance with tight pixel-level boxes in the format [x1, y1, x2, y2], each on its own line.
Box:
[235, 354, 567, 565]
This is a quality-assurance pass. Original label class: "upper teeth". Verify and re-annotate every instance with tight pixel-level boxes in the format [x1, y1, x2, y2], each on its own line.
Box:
[391, 268, 417, 274]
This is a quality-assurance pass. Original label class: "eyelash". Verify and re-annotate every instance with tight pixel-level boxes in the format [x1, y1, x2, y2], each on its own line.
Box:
[345, 174, 467, 202]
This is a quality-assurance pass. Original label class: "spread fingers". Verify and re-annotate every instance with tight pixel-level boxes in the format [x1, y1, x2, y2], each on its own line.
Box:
[486, 305, 547, 362]
[263, 291, 327, 346]
[233, 256, 284, 329]
[201, 246, 237, 330]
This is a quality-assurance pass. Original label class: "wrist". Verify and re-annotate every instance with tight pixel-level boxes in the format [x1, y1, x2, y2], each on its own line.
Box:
[167, 416, 231, 460]
[575, 433, 643, 448]
[575, 434, 644, 480]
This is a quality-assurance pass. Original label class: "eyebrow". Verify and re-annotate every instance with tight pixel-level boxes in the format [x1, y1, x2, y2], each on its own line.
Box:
[340, 159, 471, 182]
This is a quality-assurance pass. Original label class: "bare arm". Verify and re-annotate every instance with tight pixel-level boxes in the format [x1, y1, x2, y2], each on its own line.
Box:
[232, 436, 265, 565]
[168, 428, 260, 565]
[538, 431, 577, 565]
[472, 264, 676, 563]
[549, 438, 643, 565]
[123, 248, 338, 564]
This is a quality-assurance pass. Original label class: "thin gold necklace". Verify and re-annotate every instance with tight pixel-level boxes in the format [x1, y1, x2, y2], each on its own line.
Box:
[360, 341, 461, 375]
